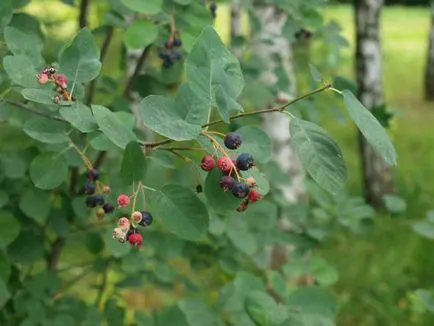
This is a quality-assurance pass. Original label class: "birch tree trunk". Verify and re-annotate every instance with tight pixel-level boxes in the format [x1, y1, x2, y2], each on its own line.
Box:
[250, 4, 305, 269]
[355, 0, 394, 207]
[425, 0, 434, 101]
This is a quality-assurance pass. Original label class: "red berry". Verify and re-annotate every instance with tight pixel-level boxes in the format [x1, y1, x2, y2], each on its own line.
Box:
[55, 74, 68, 89]
[37, 73, 49, 85]
[217, 156, 233, 173]
[128, 232, 143, 247]
[200, 155, 215, 171]
[118, 217, 130, 230]
[248, 189, 261, 203]
[219, 176, 236, 191]
[246, 177, 257, 188]
[117, 194, 130, 208]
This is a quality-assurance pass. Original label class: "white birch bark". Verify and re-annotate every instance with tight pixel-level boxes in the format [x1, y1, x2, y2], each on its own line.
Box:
[425, 0, 434, 100]
[355, 0, 394, 207]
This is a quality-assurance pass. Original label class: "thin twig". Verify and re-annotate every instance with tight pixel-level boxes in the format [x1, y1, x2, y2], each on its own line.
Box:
[47, 238, 66, 272]
[122, 46, 151, 98]
[2, 100, 67, 123]
[86, 26, 114, 105]
[95, 261, 111, 308]
[79, 0, 90, 29]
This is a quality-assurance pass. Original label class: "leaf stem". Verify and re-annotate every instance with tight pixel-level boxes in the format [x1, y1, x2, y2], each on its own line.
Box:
[69, 140, 93, 170]
[2, 99, 67, 123]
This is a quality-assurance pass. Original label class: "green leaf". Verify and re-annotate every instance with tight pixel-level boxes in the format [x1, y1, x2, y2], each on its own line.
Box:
[121, 141, 145, 185]
[0, 211, 20, 249]
[412, 221, 434, 240]
[120, 0, 162, 14]
[104, 228, 131, 258]
[227, 228, 258, 256]
[123, 20, 158, 49]
[60, 27, 101, 84]
[92, 105, 137, 149]
[140, 84, 206, 141]
[0, 124, 33, 151]
[204, 169, 242, 213]
[245, 291, 288, 326]
[23, 117, 69, 144]
[4, 26, 43, 66]
[21, 88, 59, 106]
[0, 278, 10, 309]
[414, 289, 434, 313]
[85, 232, 104, 255]
[178, 300, 224, 326]
[3, 55, 39, 88]
[308, 64, 323, 82]
[0, 190, 8, 208]
[148, 184, 209, 241]
[240, 168, 270, 196]
[383, 194, 406, 214]
[0, 0, 12, 30]
[7, 229, 45, 264]
[342, 90, 397, 165]
[30, 153, 68, 189]
[234, 126, 272, 164]
[287, 286, 337, 318]
[186, 26, 244, 122]
[59, 102, 97, 132]
[19, 189, 51, 224]
[290, 118, 347, 196]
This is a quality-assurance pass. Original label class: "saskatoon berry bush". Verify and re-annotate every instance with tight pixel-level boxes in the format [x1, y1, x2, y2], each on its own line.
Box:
[0, 1, 396, 325]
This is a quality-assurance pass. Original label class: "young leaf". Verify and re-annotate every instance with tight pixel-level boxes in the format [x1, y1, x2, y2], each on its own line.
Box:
[121, 0, 162, 14]
[92, 105, 137, 149]
[147, 184, 209, 241]
[23, 117, 69, 144]
[59, 27, 102, 84]
[3, 55, 39, 88]
[186, 26, 244, 122]
[59, 102, 97, 132]
[342, 90, 397, 165]
[121, 141, 145, 185]
[123, 20, 158, 49]
[30, 153, 68, 189]
[308, 64, 323, 82]
[290, 118, 347, 196]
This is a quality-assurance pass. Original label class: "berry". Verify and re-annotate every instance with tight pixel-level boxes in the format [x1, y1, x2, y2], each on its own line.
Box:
[53, 95, 61, 104]
[170, 50, 182, 61]
[117, 194, 130, 208]
[128, 232, 143, 247]
[139, 211, 153, 227]
[55, 74, 68, 89]
[37, 73, 49, 85]
[236, 199, 249, 212]
[102, 185, 111, 194]
[246, 177, 256, 187]
[248, 189, 261, 203]
[200, 155, 215, 171]
[219, 176, 236, 191]
[236, 153, 254, 171]
[83, 181, 96, 195]
[173, 37, 182, 47]
[103, 202, 114, 214]
[231, 182, 249, 198]
[118, 217, 130, 231]
[96, 207, 105, 220]
[165, 40, 173, 49]
[43, 66, 56, 76]
[162, 57, 173, 68]
[85, 196, 97, 208]
[196, 184, 203, 193]
[217, 156, 233, 173]
[93, 194, 105, 206]
[131, 211, 143, 224]
[224, 132, 242, 149]
[112, 227, 126, 242]
[87, 168, 99, 181]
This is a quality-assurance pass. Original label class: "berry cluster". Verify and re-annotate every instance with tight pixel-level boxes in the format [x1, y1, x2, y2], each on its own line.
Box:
[37, 65, 76, 103]
[83, 168, 115, 219]
[112, 195, 153, 248]
[200, 132, 262, 212]
[159, 34, 182, 69]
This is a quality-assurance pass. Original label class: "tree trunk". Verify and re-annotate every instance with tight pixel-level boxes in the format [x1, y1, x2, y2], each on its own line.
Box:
[251, 5, 305, 269]
[355, 0, 394, 207]
[425, 0, 434, 100]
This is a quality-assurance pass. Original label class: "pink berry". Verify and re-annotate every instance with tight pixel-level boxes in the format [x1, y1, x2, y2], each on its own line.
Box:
[55, 74, 68, 89]
[217, 156, 233, 173]
[246, 177, 257, 188]
[128, 233, 143, 247]
[248, 189, 261, 203]
[112, 227, 126, 242]
[131, 211, 142, 223]
[200, 155, 215, 172]
[117, 217, 130, 230]
[37, 73, 49, 85]
[117, 194, 130, 208]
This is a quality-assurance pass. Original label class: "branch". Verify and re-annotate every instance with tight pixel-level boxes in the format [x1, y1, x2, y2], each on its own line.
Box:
[79, 0, 90, 29]
[122, 46, 151, 98]
[2, 100, 67, 123]
[47, 238, 66, 272]
[86, 26, 114, 105]
[95, 262, 110, 308]
[142, 83, 332, 149]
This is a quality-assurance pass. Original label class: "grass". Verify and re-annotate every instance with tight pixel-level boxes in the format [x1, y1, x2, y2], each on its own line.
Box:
[308, 5, 434, 326]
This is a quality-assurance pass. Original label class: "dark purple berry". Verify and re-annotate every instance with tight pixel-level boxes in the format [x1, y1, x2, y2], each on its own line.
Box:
[196, 184, 203, 193]
[173, 37, 182, 47]
[85, 196, 97, 208]
[162, 57, 173, 68]
[87, 168, 99, 181]
[231, 182, 249, 198]
[83, 181, 96, 195]
[236, 153, 254, 171]
[224, 132, 242, 150]
[219, 175, 236, 191]
[92, 194, 105, 206]
[103, 202, 114, 214]
[170, 50, 182, 61]
[139, 211, 153, 227]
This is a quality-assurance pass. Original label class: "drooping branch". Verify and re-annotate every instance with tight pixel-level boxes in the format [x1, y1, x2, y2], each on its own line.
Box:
[2, 100, 67, 123]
